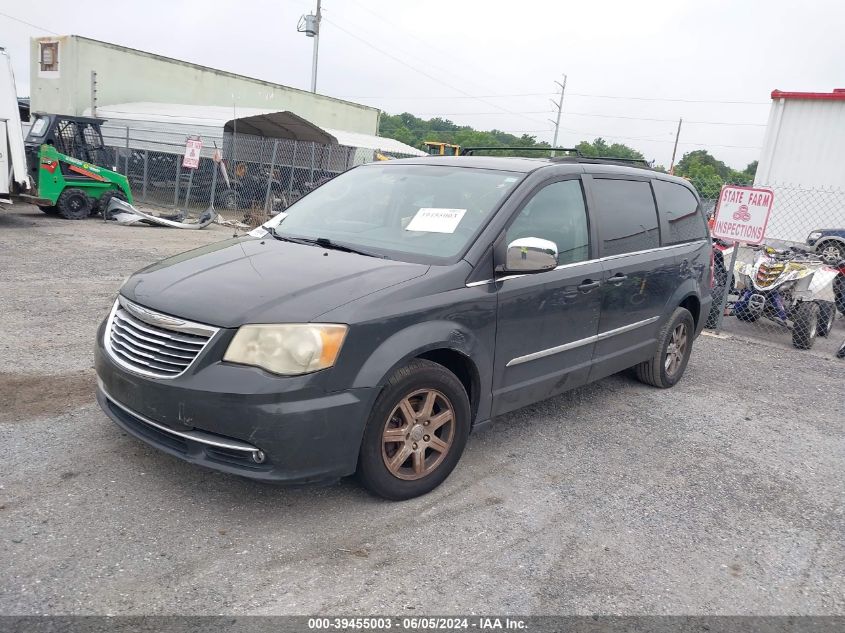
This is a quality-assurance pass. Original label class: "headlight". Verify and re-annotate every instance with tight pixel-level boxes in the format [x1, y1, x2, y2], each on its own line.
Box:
[224, 324, 347, 375]
[808, 231, 822, 241]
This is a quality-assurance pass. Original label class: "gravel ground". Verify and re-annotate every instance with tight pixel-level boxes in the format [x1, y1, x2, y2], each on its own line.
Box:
[1, 203, 843, 615]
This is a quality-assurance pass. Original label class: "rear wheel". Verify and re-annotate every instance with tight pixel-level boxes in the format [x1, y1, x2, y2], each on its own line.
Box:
[792, 301, 820, 349]
[357, 359, 470, 500]
[634, 307, 694, 389]
[56, 188, 93, 220]
[98, 188, 128, 219]
[817, 301, 836, 337]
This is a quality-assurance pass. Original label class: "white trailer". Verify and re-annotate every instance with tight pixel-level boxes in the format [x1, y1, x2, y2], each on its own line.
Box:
[754, 89, 845, 243]
[0, 48, 29, 203]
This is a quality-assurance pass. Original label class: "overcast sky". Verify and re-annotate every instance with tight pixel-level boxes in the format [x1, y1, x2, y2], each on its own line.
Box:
[2, 0, 844, 168]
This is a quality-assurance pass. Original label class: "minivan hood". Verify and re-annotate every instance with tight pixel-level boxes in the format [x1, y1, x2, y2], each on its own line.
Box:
[121, 238, 429, 327]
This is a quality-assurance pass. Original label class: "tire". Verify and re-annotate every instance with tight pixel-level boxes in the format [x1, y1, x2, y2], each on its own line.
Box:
[56, 188, 94, 220]
[705, 284, 725, 329]
[97, 188, 128, 218]
[218, 189, 242, 211]
[817, 301, 836, 338]
[634, 307, 695, 389]
[38, 205, 58, 214]
[357, 359, 471, 500]
[792, 301, 820, 350]
[834, 275, 845, 316]
[817, 240, 845, 265]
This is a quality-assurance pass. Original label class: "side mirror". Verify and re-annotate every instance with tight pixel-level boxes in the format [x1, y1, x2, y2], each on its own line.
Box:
[502, 237, 558, 273]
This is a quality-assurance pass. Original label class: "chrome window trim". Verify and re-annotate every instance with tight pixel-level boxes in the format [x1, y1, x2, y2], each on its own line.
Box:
[104, 297, 219, 380]
[466, 240, 706, 287]
[98, 378, 261, 454]
[506, 316, 660, 367]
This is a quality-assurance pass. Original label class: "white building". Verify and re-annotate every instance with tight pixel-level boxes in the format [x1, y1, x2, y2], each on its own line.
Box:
[755, 88, 845, 242]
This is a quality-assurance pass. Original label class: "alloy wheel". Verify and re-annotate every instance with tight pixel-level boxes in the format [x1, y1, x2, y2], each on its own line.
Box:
[381, 389, 455, 481]
[820, 244, 843, 265]
[664, 322, 688, 376]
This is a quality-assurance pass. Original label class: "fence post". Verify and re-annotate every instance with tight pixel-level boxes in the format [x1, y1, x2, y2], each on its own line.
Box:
[209, 156, 219, 209]
[184, 162, 195, 208]
[142, 150, 148, 201]
[309, 142, 316, 185]
[287, 142, 298, 195]
[264, 139, 279, 212]
[173, 159, 181, 209]
[124, 126, 130, 175]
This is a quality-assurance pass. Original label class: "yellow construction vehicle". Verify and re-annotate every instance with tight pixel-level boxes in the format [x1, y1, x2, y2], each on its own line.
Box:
[423, 141, 461, 156]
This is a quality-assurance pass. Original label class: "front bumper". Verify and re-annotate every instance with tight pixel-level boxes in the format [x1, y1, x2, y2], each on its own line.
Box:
[95, 320, 378, 484]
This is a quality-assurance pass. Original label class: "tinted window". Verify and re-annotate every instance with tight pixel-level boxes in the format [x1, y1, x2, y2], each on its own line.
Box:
[653, 179, 707, 244]
[591, 179, 659, 256]
[506, 179, 589, 265]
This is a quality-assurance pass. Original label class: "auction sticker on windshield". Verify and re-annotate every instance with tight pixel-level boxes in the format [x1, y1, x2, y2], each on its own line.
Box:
[711, 185, 774, 245]
[406, 208, 467, 233]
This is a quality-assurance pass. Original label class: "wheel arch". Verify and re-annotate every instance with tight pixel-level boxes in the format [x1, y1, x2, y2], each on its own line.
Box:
[350, 319, 492, 426]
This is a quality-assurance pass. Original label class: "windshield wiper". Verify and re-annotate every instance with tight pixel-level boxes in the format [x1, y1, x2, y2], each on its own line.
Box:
[269, 230, 386, 259]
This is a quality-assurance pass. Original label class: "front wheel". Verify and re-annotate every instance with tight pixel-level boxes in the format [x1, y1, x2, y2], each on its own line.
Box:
[634, 307, 695, 388]
[817, 241, 845, 265]
[357, 359, 471, 500]
[57, 188, 94, 220]
[792, 301, 820, 349]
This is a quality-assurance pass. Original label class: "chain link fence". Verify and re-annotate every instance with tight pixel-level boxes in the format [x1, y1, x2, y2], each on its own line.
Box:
[690, 176, 845, 352]
[99, 124, 418, 225]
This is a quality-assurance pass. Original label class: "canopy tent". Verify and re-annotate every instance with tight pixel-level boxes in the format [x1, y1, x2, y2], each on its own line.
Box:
[85, 102, 425, 157]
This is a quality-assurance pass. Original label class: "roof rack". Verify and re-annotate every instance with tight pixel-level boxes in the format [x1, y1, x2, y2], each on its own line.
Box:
[550, 155, 653, 168]
[460, 146, 582, 156]
[458, 146, 653, 169]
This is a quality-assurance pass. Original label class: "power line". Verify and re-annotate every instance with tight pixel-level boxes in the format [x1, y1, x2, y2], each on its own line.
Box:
[321, 17, 550, 128]
[413, 110, 556, 116]
[404, 110, 766, 127]
[343, 0, 503, 94]
[0, 10, 58, 34]
[341, 92, 769, 105]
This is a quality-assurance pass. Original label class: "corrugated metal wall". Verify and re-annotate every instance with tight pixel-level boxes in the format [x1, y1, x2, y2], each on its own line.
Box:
[755, 97, 845, 241]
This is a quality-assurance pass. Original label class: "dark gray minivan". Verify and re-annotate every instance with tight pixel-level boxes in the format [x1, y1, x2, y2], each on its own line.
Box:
[95, 155, 712, 499]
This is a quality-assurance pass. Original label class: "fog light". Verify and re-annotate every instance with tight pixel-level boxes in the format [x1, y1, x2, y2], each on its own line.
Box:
[252, 450, 266, 464]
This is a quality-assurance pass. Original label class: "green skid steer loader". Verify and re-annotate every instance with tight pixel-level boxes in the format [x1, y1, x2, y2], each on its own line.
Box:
[22, 113, 132, 220]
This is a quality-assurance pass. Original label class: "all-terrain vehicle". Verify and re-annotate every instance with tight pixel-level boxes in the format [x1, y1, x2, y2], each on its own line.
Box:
[731, 245, 839, 349]
[22, 113, 132, 219]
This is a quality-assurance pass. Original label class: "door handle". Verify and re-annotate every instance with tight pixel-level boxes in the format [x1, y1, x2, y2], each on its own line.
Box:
[577, 279, 601, 292]
[608, 273, 628, 284]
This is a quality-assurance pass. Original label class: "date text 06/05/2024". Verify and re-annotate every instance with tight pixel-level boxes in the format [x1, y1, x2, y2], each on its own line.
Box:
[307, 616, 528, 630]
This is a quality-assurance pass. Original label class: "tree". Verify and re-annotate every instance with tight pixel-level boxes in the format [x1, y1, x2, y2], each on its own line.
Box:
[576, 138, 645, 161]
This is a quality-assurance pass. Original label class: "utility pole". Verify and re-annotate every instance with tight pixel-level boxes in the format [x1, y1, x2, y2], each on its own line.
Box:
[669, 117, 683, 174]
[310, 0, 322, 93]
[549, 74, 567, 156]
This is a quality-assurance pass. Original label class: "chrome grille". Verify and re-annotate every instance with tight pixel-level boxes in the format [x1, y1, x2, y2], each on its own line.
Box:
[105, 297, 218, 378]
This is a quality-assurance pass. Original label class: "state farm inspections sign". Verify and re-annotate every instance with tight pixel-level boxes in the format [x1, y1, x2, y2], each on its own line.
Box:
[711, 185, 774, 244]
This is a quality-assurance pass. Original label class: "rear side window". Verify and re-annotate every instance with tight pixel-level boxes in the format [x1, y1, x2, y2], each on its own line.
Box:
[590, 179, 659, 257]
[653, 180, 707, 244]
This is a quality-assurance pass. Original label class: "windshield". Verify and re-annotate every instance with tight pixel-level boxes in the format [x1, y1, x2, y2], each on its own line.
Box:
[273, 164, 522, 263]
